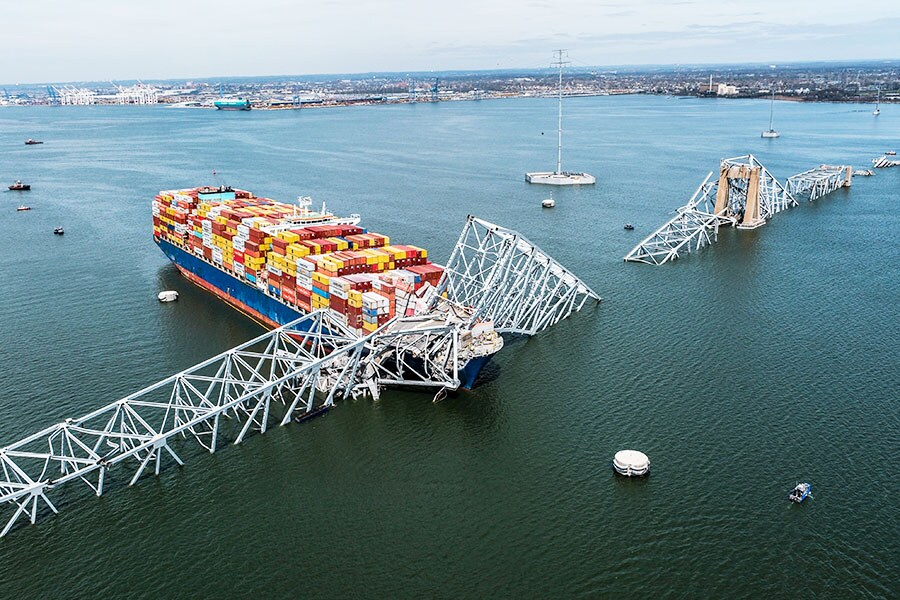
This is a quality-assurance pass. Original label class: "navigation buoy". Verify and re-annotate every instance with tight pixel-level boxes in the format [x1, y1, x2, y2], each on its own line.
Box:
[613, 449, 650, 477]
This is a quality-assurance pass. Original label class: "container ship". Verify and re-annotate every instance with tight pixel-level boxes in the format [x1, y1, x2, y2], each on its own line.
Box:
[152, 186, 501, 389]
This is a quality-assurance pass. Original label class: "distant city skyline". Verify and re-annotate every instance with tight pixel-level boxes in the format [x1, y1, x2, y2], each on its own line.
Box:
[3, 0, 899, 84]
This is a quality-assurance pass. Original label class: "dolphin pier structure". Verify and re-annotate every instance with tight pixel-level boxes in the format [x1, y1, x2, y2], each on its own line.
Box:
[0, 217, 600, 537]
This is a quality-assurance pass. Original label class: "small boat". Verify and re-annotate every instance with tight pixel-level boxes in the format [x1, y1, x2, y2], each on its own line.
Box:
[158, 290, 179, 302]
[53, 227, 65, 235]
[8, 180, 30, 191]
[541, 198, 555, 208]
[873, 88, 881, 116]
[886, 151, 896, 156]
[16, 205, 31, 211]
[789, 482, 812, 503]
[24, 139, 43, 145]
[623, 223, 634, 230]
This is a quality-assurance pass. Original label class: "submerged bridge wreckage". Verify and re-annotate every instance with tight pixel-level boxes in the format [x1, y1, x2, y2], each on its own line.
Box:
[624, 155, 852, 265]
[0, 216, 600, 537]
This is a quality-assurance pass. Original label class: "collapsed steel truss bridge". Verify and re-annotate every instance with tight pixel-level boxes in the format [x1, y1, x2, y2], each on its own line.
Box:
[0, 217, 599, 537]
[624, 155, 851, 265]
[436, 216, 601, 335]
[786, 165, 852, 201]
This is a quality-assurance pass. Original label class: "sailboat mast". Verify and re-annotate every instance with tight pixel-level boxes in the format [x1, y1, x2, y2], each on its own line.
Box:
[554, 49, 565, 175]
[769, 89, 775, 130]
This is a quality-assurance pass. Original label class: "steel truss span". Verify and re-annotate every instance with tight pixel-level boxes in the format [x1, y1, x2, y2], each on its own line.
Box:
[622, 172, 733, 265]
[625, 154, 798, 265]
[786, 165, 852, 201]
[434, 216, 601, 335]
[1, 216, 600, 537]
[0, 310, 372, 537]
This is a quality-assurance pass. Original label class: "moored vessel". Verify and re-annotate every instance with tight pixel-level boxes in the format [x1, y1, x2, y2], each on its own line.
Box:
[761, 89, 779, 138]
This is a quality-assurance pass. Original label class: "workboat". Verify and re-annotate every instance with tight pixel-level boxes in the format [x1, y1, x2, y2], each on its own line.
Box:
[16, 206, 31, 211]
[24, 139, 43, 145]
[153, 186, 502, 389]
[8, 180, 30, 191]
[789, 482, 811, 503]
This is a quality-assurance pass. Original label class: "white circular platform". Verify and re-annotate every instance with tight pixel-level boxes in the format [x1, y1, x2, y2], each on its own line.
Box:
[613, 449, 650, 477]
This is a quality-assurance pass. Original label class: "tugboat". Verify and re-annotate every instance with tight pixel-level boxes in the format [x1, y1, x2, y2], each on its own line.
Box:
[789, 482, 812, 503]
[623, 223, 635, 231]
[53, 227, 65, 235]
[16, 205, 31, 211]
[24, 139, 44, 145]
[8, 180, 31, 191]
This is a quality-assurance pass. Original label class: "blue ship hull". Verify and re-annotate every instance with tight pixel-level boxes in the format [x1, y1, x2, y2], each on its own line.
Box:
[156, 238, 493, 389]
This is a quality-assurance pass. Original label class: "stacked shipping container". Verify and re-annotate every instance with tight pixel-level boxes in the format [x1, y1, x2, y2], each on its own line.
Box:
[152, 187, 443, 334]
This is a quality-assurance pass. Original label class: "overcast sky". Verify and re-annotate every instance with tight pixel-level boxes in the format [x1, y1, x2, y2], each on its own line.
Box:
[2, 0, 899, 83]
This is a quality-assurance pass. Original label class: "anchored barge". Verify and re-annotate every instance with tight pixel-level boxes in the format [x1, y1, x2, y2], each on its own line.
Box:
[152, 186, 501, 388]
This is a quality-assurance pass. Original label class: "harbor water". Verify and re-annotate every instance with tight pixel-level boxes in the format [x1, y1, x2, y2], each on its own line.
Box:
[0, 96, 897, 597]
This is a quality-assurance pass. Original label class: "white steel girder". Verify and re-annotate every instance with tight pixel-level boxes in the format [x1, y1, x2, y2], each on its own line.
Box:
[623, 172, 734, 265]
[434, 216, 601, 335]
[786, 165, 851, 201]
[0, 216, 600, 537]
[718, 154, 796, 223]
[625, 155, 796, 265]
[0, 310, 371, 537]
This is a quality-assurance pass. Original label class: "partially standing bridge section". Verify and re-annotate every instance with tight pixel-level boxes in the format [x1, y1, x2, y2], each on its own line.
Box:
[786, 165, 852, 201]
[625, 155, 852, 265]
[0, 216, 600, 537]
[624, 155, 794, 265]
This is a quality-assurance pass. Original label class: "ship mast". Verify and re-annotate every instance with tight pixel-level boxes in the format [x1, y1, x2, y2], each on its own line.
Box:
[552, 49, 569, 175]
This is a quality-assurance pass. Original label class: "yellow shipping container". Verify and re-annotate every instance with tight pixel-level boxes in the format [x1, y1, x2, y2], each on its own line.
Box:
[327, 237, 349, 251]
